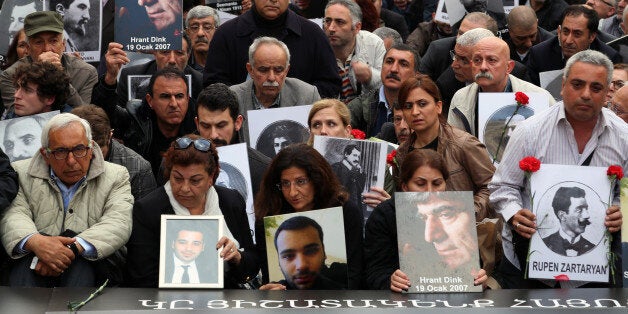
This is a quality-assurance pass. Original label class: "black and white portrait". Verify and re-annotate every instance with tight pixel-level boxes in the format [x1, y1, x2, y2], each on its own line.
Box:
[114, 0, 183, 52]
[216, 161, 248, 202]
[482, 104, 534, 163]
[0, 111, 57, 162]
[0, 0, 42, 60]
[312, 136, 387, 221]
[540, 70, 564, 102]
[159, 215, 223, 288]
[44, 0, 102, 61]
[255, 120, 309, 158]
[216, 143, 255, 236]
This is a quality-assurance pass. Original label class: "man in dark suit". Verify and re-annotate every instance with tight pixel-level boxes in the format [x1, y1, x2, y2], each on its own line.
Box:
[166, 222, 217, 284]
[542, 186, 595, 257]
[331, 144, 367, 212]
[504, 6, 555, 64]
[419, 12, 497, 82]
[526, 5, 622, 86]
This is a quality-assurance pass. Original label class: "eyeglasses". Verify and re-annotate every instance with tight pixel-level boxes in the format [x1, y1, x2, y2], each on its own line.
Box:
[449, 50, 470, 65]
[45, 144, 91, 160]
[609, 103, 628, 115]
[276, 177, 310, 191]
[611, 80, 626, 89]
[187, 24, 216, 32]
[594, 0, 614, 7]
[175, 137, 212, 152]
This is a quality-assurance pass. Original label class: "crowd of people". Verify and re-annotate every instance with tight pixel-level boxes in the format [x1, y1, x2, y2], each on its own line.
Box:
[0, 0, 626, 293]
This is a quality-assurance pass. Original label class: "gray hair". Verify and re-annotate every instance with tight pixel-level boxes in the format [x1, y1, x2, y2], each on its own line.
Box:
[41, 113, 92, 148]
[462, 12, 498, 35]
[185, 5, 220, 28]
[373, 27, 402, 46]
[248, 37, 291, 68]
[563, 50, 613, 85]
[456, 27, 495, 47]
[326, 0, 362, 27]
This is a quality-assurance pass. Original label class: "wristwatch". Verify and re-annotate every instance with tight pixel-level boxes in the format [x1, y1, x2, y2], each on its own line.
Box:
[67, 242, 80, 257]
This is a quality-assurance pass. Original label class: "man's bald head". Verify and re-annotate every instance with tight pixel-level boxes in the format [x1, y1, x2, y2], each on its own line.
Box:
[472, 37, 514, 92]
[458, 12, 498, 36]
[508, 6, 540, 55]
[611, 85, 628, 123]
[508, 6, 538, 30]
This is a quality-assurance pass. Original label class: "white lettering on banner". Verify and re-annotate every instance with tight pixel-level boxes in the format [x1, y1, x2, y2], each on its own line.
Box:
[206, 300, 229, 309]
[233, 300, 256, 308]
[138, 300, 167, 309]
[170, 300, 193, 309]
[259, 300, 283, 308]
[286, 300, 319, 308]
[320, 300, 342, 308]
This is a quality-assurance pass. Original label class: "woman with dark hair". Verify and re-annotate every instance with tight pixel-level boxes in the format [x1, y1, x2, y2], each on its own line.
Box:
[126, 134, 259, 288]
[254, 143, 364, 289]
[3, 28, 28, 70]
[364, 149, 488, 291]
[355, 0, 380, 32]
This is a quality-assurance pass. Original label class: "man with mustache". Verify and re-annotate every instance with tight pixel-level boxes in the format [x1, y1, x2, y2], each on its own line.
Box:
[50, 0, 91, 52]
[349, 44, 419, 137]
[260, 216, 344, 290]
[230, 37, 320, 145]
[448, 36, 553, 137]
[526, 5, 621, 86]
[489, 50, 626, 288]
[542, 187, 595, 257]
[185, 5, 220, 71]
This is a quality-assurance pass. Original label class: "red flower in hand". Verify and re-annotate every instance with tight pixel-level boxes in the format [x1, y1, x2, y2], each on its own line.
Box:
[554, 274, 570, 281]
[386, 150, 397, 166]
[515, 92, 529, 106]
[607, 165, 624, 180]
[519, 156, 541, 173]
[351, 129, 366, 140]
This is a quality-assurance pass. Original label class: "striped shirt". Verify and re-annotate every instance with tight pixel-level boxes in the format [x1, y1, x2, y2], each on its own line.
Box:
[489, 101, 628, 286]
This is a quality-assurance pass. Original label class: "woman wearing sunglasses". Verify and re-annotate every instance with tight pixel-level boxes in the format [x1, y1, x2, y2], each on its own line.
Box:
[126, 134, 259, 288]
[254, 143, 364, 289]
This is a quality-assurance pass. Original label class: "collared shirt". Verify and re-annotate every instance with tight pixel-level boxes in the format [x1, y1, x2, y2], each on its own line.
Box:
[489, 102, 628, 286]
[171, 254, 201, 284]
[378, 86, 392, 117]
[252, 85, 282, 110]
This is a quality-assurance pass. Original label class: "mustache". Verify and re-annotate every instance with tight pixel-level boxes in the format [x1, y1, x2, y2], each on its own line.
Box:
[475, 71, 493, 81]
[262, 81, 280, 87]
[579, 219, 591, 226]
[211, 138, 228, 146]
[195, 37, 209, 44]
[385, 73, 401, 81]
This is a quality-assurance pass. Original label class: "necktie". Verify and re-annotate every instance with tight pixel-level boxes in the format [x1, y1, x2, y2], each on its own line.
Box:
[181, 265, 190, 283]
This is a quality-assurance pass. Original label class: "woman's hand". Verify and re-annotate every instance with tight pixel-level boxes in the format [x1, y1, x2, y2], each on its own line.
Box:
[259, 282, 287, 290]
[390, 269, 410, 292]
[472, 268, 488, 288]
[362, 187, 391, 207]
[216, 236, 241, 265]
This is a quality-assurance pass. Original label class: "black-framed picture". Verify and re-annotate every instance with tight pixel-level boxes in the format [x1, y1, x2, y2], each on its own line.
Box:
[159, 215, 224, 288]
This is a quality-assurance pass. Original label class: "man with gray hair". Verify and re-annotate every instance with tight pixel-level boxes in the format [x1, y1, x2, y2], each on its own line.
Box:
[0, 113, 133, 287]
[505, 6, 554, 64]
[448, 36, 554, 136]
[489, 50, 627, 288]
[601, 0, 625, 37]
[323, 0, 386, 103]
[373, 27, 403, 51]
[185, 5, 220, 71]
[230, 37, 320, 144]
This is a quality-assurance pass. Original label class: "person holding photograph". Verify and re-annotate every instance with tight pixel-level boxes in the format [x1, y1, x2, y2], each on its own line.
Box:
[126, 134, 259, 288]
[365, 149, 489, 292]
[307, 98, 391, 209]
[255, 143, 364, 289]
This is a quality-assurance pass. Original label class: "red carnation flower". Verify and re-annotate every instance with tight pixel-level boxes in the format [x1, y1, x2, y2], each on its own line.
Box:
[519, 156, 541, 173]
[607, 165, 624, 180]
[351, 129, 366, 140]
[554, 274, 570, 281]
[386, 150, 397, 166]
[515, 92, 529, 106]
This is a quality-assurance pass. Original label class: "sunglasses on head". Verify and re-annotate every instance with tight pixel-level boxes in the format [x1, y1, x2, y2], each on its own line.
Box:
[174, 137, 212, 152]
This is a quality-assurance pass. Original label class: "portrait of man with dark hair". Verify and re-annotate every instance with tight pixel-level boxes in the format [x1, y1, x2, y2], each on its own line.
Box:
[255, 120, 309, 158]
[164, 219, 219, 285]
[542, 186, 595, 257]
[331, 143, 367, 212]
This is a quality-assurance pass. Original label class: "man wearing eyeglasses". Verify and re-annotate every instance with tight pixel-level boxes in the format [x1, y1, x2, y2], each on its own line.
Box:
[587, 0, 617, 20]
[185, 6, 220, 72]
[0, 113, 133, 287]
[610, 84, 628, 122]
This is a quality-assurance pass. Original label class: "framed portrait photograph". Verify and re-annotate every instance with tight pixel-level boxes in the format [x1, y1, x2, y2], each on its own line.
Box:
[528, 164, 611, 283]
[0, 111, 58, 162]
[247, 105, 311, 158]
[159, 215, 224, 288]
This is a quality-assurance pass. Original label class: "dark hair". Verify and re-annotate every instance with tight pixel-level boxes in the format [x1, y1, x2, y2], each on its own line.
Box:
[4, 28, 26, 70]
[343, 143, 361, 155]
[71, 104, 111, 148]
[561, 5, 598, 35]
[14, 62, 70, 111]
[398, 149, 449, 186]
[196, 83, 239, 122]
[273, 216, 324, 249]
[147, 67, 188, 97]
[396, 74, 442, 108]
[271, 123, 296, 141]
[552, 186, 586, 217]
[182, 32, 193, 56]
[254, 143, 348, 220]
[163, 134, 220, 182]
[354, 0, 378, 32]
[48, 0, 73, 10]
[386, 43, 421, 72]
[166, 219, 206, 243]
